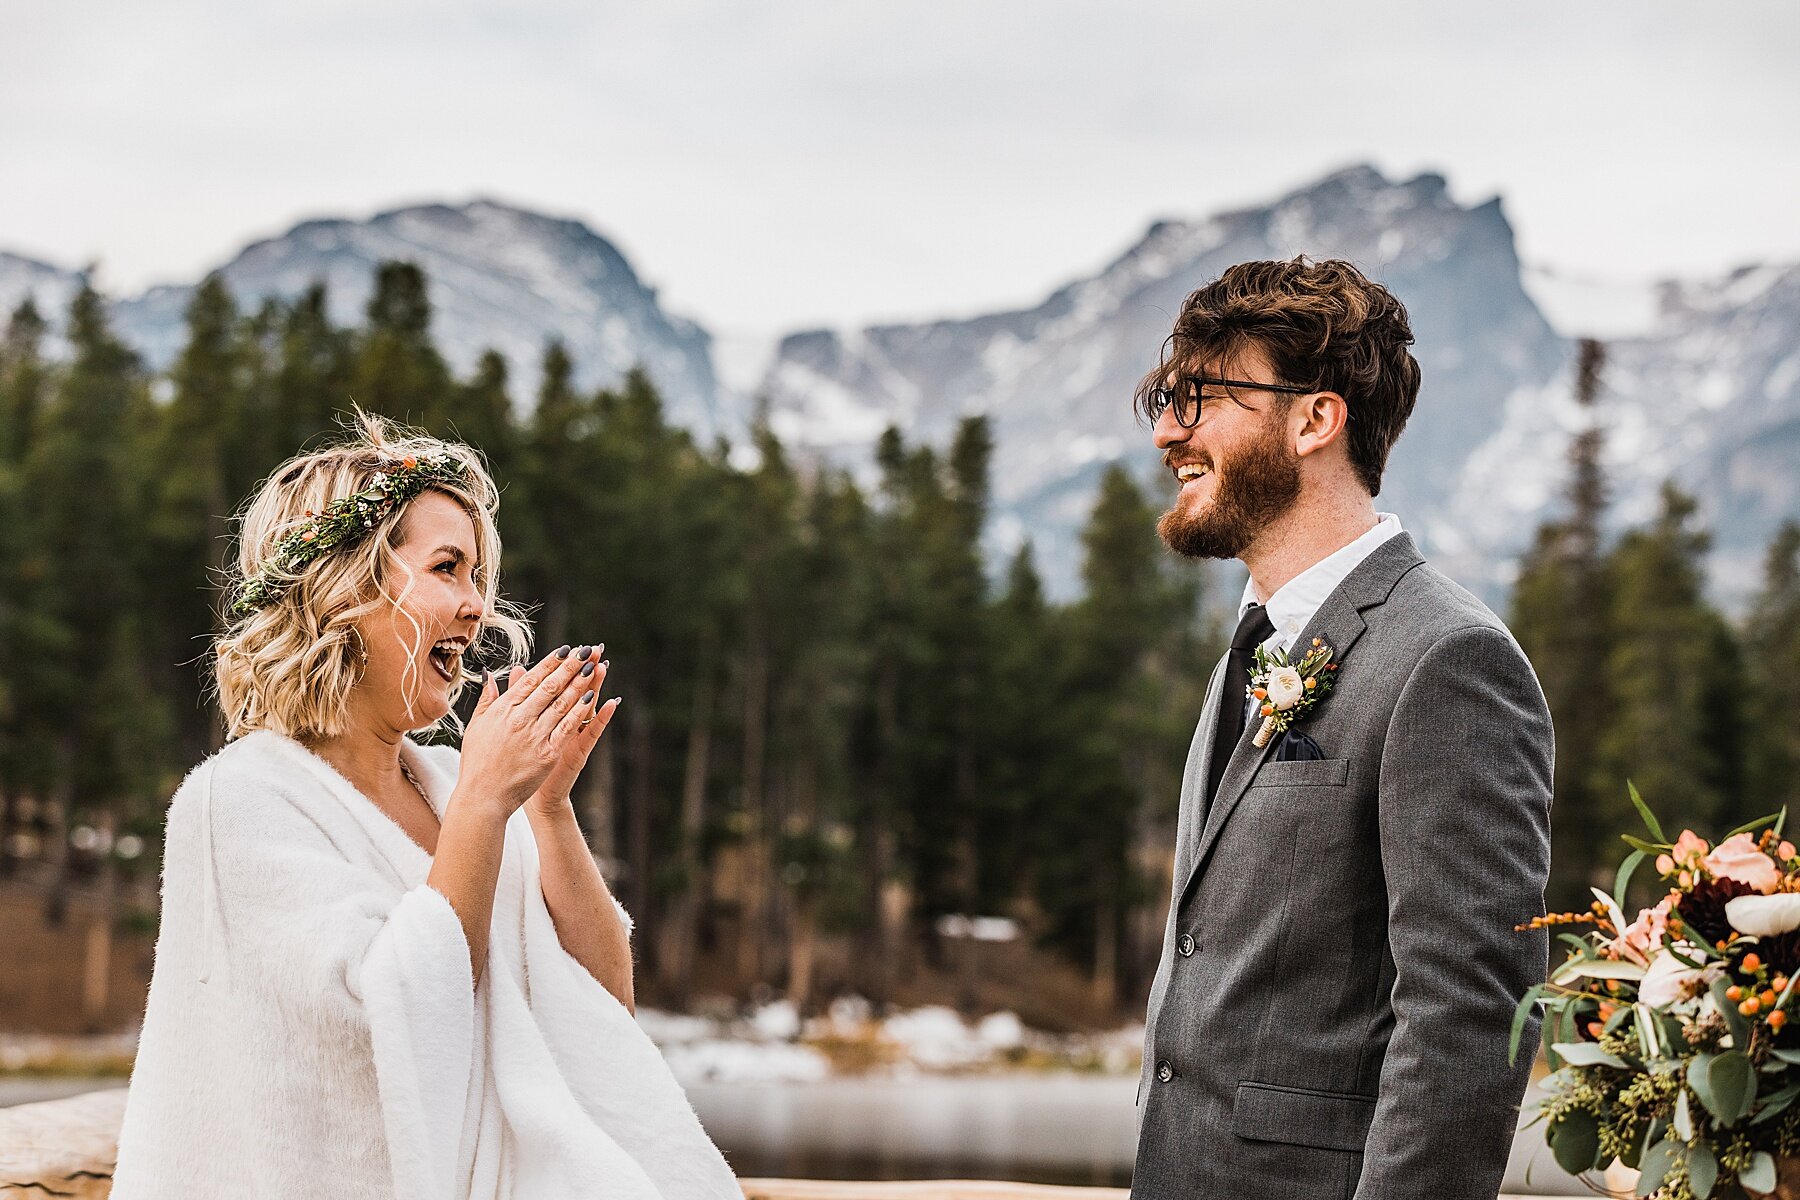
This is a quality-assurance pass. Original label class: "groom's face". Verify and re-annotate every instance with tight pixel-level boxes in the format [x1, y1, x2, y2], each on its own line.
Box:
[1152, 348, 1303, 560]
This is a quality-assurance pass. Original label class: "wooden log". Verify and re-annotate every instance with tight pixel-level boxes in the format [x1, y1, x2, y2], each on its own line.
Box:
[0, 1087, 125, 1197]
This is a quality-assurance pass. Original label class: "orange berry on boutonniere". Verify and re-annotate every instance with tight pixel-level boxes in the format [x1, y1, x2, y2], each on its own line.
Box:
[1745, 952, 1764, 973]
[1260, 703, 1274, 716]
[1253, 687, 1267, 699]
[402, 454, 418, 468]
[1586, 1021, 1604, 1039]
[1772, 1010, 1789, 1031]
[1728, 986, 1744, 1001]
[1741, 997, 1762, 1016]
[1305, 677, 1317, 690]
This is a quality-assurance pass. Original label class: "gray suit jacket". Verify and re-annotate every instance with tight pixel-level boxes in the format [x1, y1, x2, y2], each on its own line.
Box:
[1132, 533, 1552, 1200]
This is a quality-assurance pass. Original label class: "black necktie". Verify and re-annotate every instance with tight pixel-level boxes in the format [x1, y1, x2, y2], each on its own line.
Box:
[1206, 603, 1276, 808]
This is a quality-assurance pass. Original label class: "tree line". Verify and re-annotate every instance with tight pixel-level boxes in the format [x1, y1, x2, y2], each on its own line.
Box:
[3, 270, 1794, 1014]
[0, 262, 1211, 1012]
[1511, 340, 1800, 912]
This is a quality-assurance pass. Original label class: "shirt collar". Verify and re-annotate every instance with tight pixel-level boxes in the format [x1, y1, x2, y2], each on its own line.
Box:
[1238, 512, 1405, 648]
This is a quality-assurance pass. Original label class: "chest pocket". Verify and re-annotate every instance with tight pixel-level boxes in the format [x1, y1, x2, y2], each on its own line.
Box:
[1250, 757, 1351, 789]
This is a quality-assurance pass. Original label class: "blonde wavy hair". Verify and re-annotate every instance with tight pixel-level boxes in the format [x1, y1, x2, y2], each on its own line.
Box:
[213, 409, 532, 742]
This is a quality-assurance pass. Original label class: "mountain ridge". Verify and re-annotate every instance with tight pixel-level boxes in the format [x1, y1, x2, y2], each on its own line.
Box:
[3, 169, 1796, 608]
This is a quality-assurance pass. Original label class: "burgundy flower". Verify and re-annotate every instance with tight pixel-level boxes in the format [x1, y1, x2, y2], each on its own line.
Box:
[1674, 877, 1758, 947]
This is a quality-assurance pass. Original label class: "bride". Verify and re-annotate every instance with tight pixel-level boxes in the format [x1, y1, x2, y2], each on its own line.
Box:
[111, 412, 740, 1200]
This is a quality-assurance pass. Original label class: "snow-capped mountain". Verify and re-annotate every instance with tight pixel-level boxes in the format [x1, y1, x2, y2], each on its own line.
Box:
[1, 201, 730, 438]
[760, 164, 1572, 598]
[5, 171, 1796, 607]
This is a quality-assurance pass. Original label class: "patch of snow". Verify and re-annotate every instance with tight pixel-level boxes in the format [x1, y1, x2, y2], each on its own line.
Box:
[1520, 264, 1663, 340]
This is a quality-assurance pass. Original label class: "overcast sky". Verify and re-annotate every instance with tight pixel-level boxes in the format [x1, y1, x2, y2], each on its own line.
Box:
[3, 0, 1795, 342]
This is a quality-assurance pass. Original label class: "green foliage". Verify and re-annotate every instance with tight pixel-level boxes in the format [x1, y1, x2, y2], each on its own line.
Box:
[7, 273, 1795, 1019]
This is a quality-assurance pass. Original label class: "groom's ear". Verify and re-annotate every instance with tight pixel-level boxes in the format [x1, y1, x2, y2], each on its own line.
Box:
[1292, 390, 1352, 459]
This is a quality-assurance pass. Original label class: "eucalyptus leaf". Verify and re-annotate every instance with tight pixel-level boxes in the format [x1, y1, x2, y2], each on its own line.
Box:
[1553, 1042, 1630, 1068]
[1675, 1086, 1695, 1142]
[1629, 780, 1667, 843]
[1553, 957, 1645, 984]
[1690, 1138, 1718, 1198]
[1509, 985, 1546, 1067]
[1751, 1082, 1800, 1125]
[1726, 811, 1783, 839]
[1714, 976, 1752, 1046]
[1636, 1138, 1678, 1197]
[1623, 833, 1668, 856]
[1769, 1049, 1800, 1066]
[1742, 1150, 1778, 1193]
[1616, 848, 1648, 907]
[1698, 1050, 1756, 1124]
[1550, 1109, 1600, 1176]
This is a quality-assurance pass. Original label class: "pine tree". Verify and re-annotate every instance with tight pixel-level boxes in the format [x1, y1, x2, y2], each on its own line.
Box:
[145, 276, 249, 761]
[352, 262, 451, 423]
[1746, 522, 1800, 813]
[0, 301, 55, 863]
[1595, 484, 1741, 837]
[270, 283, 354, 459]
[1052, 464, 1208, 1002]
[1511, 340, 1615, 907]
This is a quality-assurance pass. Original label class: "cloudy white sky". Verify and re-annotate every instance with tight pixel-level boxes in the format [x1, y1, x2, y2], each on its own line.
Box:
[3, 0, 1795, 343]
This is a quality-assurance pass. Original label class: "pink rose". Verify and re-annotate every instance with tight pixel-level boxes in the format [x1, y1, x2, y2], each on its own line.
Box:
[1704, 833, 1781, 894]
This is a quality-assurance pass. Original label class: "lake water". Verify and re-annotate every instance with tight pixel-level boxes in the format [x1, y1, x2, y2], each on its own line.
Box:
[3, 1072, 1590, 1195]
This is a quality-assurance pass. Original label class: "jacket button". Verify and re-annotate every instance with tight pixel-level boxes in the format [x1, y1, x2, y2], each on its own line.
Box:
[1177, 933, 1196, 957]
[1156, 1060, 1174, 1083]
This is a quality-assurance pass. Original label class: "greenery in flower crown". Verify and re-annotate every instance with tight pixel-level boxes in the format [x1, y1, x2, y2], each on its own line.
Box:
[229, 450, 470, 619]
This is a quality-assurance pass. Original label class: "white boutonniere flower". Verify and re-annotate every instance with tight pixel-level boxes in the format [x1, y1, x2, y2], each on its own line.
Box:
[1247, 638, 1339, 748]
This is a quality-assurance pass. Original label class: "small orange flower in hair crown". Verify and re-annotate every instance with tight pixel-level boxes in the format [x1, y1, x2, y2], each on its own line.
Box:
[230, 450, 468, 619]
[1247, 635, 1339, 748]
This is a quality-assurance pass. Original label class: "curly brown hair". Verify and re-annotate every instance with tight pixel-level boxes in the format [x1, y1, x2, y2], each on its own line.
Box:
[1134, 257, 1421, 496]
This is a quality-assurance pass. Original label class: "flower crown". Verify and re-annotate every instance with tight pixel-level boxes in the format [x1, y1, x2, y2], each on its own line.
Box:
[229, 451, 471, 619]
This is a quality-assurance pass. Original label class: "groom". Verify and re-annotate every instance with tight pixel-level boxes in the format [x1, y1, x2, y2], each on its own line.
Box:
[1131, 258, 1552, 1200]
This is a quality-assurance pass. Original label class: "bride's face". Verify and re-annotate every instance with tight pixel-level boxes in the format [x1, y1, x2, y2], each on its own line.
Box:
[354, 490, 485, 731]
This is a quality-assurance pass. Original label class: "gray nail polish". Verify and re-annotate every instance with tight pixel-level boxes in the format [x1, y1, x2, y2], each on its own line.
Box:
[496, 669, 510, 695]
[580, 661, 594, 677]
[576, 645, 591, 660]
[556, 645, 571, 659]
[579, 691, 595, 706]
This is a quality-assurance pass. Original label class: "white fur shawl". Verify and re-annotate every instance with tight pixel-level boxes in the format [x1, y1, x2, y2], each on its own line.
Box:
[111, 730, 740, 1200]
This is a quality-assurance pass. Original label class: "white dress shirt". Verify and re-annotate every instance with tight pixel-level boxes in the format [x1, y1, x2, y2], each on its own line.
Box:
[1237, 512, 1405, 659]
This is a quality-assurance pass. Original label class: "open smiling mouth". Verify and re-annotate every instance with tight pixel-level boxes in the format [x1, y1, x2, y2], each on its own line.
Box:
[427, 636, 469, 683]
[1174, 463, 1212, 486]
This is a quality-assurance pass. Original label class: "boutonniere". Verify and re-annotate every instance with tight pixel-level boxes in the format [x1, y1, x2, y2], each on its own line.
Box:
[1247, 637, 1340, 748]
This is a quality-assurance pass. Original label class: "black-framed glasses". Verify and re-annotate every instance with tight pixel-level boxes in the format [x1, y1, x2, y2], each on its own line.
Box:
[1147, 375, 1319, 429]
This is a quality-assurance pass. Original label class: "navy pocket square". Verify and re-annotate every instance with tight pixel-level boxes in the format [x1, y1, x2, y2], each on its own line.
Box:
[1273, 729, 1326, 762]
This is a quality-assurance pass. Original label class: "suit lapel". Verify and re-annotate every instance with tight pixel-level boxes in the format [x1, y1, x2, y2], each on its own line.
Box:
[1174, 533, 1426, 913]
[1173, 655, 1230, 887]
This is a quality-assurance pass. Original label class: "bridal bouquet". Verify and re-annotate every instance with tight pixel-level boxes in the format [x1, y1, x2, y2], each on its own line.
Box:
[1518, 787, 1800, 1199]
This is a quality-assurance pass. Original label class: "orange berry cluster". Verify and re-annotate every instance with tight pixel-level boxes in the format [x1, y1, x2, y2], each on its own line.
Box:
[1517, 911, 1599, 932]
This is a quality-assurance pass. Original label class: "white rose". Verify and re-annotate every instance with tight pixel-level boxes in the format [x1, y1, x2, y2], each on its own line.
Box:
[1725, 893, 1800, 937]
[1266, 667, 1306, 710]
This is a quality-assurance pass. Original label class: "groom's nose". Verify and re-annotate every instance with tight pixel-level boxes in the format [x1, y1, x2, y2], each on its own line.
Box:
[1153, 406, 1193, 450]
